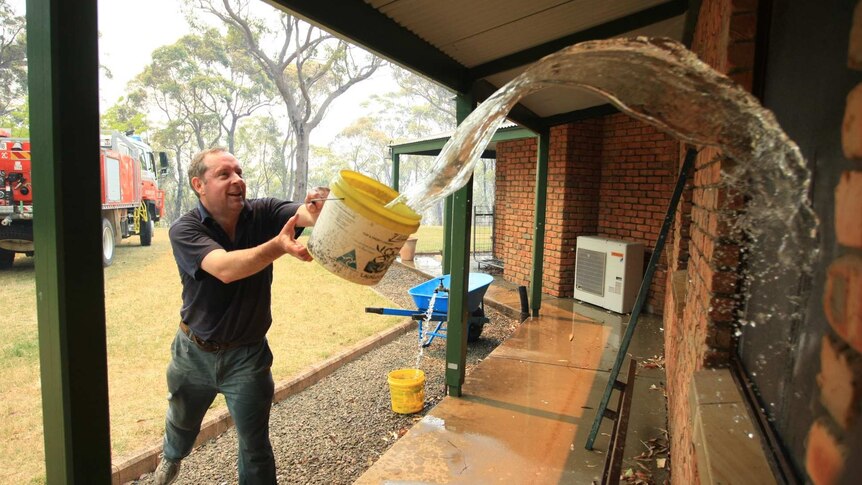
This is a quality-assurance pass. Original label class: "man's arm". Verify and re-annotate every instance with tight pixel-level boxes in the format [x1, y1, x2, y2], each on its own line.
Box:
[201, 215, 311, 284]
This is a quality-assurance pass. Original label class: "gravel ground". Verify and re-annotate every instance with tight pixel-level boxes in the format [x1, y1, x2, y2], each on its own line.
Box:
[134, 264, 520, 484]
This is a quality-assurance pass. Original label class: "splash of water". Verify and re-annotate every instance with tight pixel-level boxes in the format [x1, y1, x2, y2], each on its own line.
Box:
[416, 290, 438, 369]
[391, 36, 818, 273]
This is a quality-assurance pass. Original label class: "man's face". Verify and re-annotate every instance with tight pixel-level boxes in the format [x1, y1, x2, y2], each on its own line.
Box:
[194, 151, 246, 217]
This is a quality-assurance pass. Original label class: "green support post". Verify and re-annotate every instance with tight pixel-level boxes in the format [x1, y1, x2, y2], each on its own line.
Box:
[529, 129, 550, 317]
[28, 0, 112, 482]
[391, 150, 400, 191]
[442, 195, 452, 273]
[444, 91, 475, 396]
[443, 93, 474, 274]
[445, 177, 474, 396]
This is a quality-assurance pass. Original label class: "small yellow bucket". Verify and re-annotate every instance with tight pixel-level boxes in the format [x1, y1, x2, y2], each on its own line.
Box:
[307, 170, 421, 285]
[387, 368, 425, 414]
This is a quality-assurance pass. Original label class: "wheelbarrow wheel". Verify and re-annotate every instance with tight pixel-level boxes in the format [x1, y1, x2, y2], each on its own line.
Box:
[468, 308, 485, 343]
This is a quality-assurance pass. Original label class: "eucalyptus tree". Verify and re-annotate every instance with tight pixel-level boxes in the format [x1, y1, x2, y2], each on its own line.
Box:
[333, 116, 392, 184]
[152, 120, 197, 221]
[349, 68, 459, 224]
[0, 0, 27, 130]
[387, 67, 496, 216]
[124, 28, 277, 219]
[193, 0, 383, 200]
[100, 90, 151, 135]
[234, 113, 288, 198]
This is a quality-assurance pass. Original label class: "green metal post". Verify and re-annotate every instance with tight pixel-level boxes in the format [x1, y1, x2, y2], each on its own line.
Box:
[529, 128, 550, 317]
[28, 0, 112, 482]
[444, 92, 474, 396]
[445, 176, 474, 396]
[443, 93, 473, 274]
[391, 150, 400, 191]
[442, 196, 452, 273]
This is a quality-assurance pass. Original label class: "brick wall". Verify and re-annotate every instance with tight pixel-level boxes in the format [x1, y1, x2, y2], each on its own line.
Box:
[662, 0, 757, 483]
[803, 6, 862, 481]
[494, 115, 678, 308]
[598, 113, 680, 311]
[495, 122, 604, 297]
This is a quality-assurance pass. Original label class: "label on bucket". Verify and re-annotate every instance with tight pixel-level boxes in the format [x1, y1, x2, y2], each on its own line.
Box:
[307, 200, 410, 285]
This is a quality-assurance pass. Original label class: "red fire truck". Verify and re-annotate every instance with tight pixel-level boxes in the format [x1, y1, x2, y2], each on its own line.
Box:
[0, 131, 168, 269]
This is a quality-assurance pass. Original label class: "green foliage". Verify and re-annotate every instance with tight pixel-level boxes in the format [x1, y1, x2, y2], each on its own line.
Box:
[0, 98, 29, 137]
[0, 0, 27, 120]
[101, 97, 150, 134]
[194, 0, 383, 199]
[235, 113, 290, 198]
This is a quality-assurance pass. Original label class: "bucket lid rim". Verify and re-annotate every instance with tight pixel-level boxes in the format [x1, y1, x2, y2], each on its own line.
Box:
[335, 170, 421, 229]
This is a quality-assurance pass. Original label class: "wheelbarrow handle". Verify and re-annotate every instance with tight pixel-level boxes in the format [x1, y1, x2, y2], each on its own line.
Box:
[365, 307, 419, 317]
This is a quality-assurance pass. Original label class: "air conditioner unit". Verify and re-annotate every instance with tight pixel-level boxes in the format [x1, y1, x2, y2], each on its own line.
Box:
[574, 236, 645, 314]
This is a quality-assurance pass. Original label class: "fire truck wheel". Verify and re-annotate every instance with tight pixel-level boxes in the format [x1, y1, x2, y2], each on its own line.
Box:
[102, 218, 115, 267]
[140, 219, 153, 247]
[0, 248, 14, 270]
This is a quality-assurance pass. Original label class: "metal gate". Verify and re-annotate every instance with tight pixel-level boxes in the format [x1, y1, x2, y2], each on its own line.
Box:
[472, 206, 503, 271]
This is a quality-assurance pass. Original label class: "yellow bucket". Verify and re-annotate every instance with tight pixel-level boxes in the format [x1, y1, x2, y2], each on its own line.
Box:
[387, 368, 425, 414]
[307, 170, 421, 285]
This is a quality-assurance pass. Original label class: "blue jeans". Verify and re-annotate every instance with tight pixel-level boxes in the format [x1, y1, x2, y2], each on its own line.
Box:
[162, 329, 276, 485]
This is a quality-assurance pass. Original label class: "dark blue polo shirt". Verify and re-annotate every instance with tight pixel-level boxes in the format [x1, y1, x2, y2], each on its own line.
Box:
[169, 198, 304, 345]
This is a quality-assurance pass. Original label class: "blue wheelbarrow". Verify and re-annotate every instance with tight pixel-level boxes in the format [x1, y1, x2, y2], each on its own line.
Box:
[365, 273, 494, 347]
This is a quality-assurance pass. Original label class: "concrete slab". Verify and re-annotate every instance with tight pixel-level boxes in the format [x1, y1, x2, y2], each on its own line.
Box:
[356, 341, 614, 484]
[367, 258, 670, 484]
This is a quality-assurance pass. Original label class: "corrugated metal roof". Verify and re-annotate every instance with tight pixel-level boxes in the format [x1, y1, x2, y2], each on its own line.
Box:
[271, 0, 692, 127]
[365, 0, 681, 66]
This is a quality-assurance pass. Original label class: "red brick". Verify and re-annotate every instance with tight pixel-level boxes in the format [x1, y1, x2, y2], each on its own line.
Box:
[731, 0, 758, 14]
[729, 70, 754, 91]
[818, 335, 862, 430]
[824, 255, 862, 353]
[835, 171, 862, 248]
[842, 84, 862, 159]
[729, 12, 757, 42]
[805, 419, 845, 485]
[850, 0, 862, 70]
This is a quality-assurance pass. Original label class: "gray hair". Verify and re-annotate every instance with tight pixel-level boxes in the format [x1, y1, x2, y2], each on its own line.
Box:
[188, 147, 228, 197]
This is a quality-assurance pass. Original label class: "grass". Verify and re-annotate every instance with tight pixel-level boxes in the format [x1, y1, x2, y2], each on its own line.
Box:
[0, 227, 403, 485]
[413, 225, 444, 253]
[412, 224, 493, 254]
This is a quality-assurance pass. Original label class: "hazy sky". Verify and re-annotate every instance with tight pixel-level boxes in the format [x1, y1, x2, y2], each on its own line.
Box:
[95, 0, 395, 144]
[10, 0, 395, 144]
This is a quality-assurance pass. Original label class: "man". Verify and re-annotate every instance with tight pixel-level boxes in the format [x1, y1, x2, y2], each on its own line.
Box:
[155, 147, 329, 484]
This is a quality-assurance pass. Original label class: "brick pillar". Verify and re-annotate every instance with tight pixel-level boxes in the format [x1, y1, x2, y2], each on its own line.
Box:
[495, 137, 537, 287]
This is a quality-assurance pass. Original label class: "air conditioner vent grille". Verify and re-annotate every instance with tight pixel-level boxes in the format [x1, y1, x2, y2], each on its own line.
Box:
[576, 248, 606, 296]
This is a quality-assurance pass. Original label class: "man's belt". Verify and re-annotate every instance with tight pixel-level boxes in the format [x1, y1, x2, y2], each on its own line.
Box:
[179, 322, 245, 352]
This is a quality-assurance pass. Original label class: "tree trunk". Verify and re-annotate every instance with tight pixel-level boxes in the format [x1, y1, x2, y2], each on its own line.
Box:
[174, 147, 186, 220]
[292, 128, 309, 200]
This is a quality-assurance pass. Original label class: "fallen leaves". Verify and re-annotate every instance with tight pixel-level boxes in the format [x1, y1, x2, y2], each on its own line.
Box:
[640, 355, 665, 370]
[620, 432, 670, 485]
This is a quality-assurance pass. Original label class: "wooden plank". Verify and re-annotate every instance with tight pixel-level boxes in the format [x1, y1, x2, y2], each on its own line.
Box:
[603, 359, 638, 485]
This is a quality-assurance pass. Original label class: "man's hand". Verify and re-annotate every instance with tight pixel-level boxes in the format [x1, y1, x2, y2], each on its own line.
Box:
[305, 186, 332, 216]
[278, 215, 312, 262]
